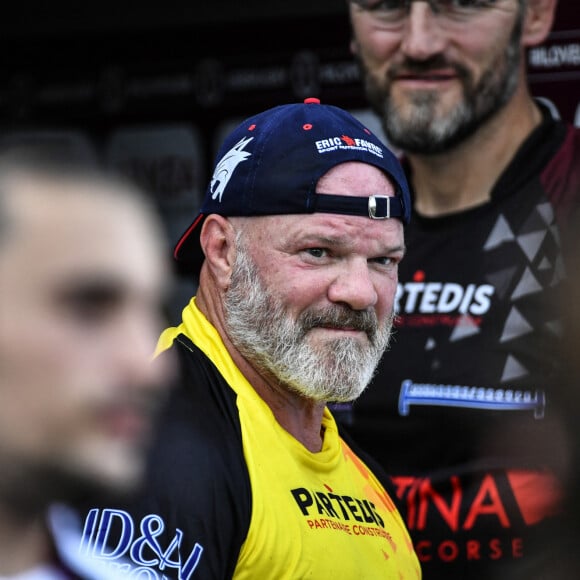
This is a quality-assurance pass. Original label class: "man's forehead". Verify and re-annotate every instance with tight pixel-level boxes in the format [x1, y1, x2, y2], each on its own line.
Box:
[5, 189, 162, 273]
[250, 210, 403, 245]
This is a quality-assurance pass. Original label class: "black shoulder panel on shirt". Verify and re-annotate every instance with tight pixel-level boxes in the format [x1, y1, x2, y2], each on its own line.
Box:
[144, 336, 252, 579]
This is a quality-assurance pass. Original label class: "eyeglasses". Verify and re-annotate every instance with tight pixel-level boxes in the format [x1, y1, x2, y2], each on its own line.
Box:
[350, 0, 505, 29]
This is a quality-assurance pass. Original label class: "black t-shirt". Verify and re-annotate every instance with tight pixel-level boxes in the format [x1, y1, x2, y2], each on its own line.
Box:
[332, 111, 580, 579]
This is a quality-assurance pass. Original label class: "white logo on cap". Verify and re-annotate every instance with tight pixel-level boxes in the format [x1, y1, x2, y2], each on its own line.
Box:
[210, 136, 253, 202]
[315, 136, 384, 158]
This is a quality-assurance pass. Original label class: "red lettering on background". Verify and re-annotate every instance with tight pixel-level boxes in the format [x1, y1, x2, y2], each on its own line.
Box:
[406, 482, 418, 529]
[398, 315, 483, 328]
[466, 539, 481, 560]
[413, 537, 523, 564]
[512, 537, 524, 558]
[392, 472, 515, 532]
[438, 540, 459, 562]
[391, 477, 420, 529]
[464, 474, 510, 529]
[489, 538, 502, 559]
[415, 540, 432, 562]
[416, 477, 462, 532]
[391, 476, 415, 499]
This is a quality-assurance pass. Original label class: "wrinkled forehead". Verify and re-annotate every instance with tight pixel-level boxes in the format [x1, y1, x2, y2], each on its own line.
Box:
[239, 209, 404, 254]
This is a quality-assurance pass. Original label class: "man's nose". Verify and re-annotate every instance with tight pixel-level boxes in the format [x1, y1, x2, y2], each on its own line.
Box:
[327, 259, 379, 311]
[400, 2, 448, 61]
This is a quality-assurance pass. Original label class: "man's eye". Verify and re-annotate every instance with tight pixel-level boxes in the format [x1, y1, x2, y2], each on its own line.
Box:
[67, 296, 119, 322]
[306, 248, 328, 259]
[354, 0, 498, 10]
[371, 256, 396, 267]
[55, 284, 123, 323]
[450, 0, 496, 6]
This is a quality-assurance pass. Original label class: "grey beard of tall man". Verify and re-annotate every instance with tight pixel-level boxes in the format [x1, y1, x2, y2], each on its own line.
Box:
[358, 7, 524, 154]
[223, 231, 395, 403]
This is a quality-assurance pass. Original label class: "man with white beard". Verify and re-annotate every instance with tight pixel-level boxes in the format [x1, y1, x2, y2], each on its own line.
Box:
[75, 98, 422, 579]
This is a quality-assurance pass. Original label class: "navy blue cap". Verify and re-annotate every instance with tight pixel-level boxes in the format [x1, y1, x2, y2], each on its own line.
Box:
[174, 98, 411, 271]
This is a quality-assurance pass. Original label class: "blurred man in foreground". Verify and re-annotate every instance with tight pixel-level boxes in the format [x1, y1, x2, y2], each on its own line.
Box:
[0, 145, 174, 578]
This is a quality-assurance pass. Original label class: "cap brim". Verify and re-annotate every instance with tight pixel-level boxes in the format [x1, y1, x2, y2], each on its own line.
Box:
[173, 213, 207, 273]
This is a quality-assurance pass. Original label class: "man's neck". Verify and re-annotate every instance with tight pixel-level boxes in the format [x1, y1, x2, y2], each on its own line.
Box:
[406, 91, 543, 217]
[196, 282, 327, 453]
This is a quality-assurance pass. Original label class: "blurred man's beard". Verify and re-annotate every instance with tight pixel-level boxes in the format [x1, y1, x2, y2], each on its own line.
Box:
[3, 457, 144, 517]
[360, 12, 522, 155]
[224, 238, 394, 403]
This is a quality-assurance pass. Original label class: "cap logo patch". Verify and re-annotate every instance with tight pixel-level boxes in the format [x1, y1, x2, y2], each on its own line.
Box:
[210, 136, 253, 202]
[315, 135, 384, 159]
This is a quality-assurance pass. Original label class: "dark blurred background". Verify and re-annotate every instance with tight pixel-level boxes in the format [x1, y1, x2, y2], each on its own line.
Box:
[2, 0, 578, 316]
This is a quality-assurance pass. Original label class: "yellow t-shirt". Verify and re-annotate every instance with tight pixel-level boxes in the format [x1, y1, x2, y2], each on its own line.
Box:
[154, 298, 421, 579]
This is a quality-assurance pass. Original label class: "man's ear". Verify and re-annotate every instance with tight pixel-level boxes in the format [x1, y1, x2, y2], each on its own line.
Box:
[522, 0, 557, 47]
[199, 215, 236, 288]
